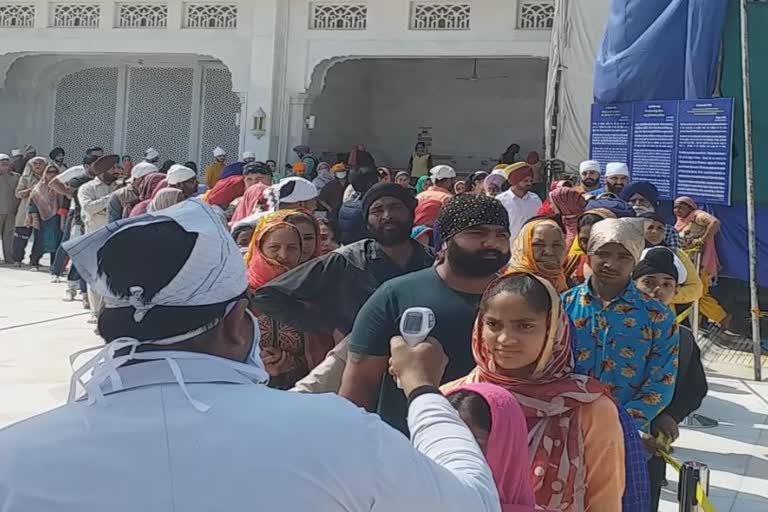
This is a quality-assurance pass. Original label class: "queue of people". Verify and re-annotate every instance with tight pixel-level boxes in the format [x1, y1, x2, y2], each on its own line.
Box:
[0, 142, 721, 512]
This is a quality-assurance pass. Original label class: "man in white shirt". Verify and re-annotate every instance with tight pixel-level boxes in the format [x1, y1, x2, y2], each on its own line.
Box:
[0, 199, 501, 512]
[495, 161, 542, 241]
[77, 155, 120, 321]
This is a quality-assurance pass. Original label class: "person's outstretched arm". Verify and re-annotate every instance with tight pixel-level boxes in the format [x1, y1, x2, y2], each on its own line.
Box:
[366, 338, 500, 512]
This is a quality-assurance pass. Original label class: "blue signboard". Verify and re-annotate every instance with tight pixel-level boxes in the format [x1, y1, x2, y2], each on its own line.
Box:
[589, 103, 633, 174]
[589, 98, 734, 205]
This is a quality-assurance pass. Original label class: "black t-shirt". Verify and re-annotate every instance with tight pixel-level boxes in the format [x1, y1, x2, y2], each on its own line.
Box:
[348, 267, 481, 434]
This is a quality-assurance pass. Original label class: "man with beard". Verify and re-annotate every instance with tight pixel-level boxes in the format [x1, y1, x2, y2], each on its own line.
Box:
[495, 162, 542, 241]
[339, 194, 511, 434]
[251, 183, 433, 337]
[576, 160, 603, 197]
[605, 162, 630, 195]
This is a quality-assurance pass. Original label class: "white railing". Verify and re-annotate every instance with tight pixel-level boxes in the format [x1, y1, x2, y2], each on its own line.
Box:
[50, 3, 101, 28]
[410, 2, 470, 31]
[518, 0, 554, 30]
[310, 2, 367, 30]
[116, 2, 168, 28]
[0, 3, 35, 27]
[182, 2, 237, 29]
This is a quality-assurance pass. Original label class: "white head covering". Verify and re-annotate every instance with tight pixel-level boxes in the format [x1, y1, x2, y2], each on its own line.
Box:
[587, 218, 645, 263]
[579, 160, 601, 175]
[11, 149, 22, 157]
[128, 161, 158, 182]
[430, 165, 457, 181]
[0, 153, 9, 161]
[279, 176, 318, 202]
[213, 146, 226, 157]
[605, 162, 630, 178]
[241, 151, 255, 160]
[144, 148, 159, 160]
[63, 199, 267, 411]
[167, 164, 196, 185]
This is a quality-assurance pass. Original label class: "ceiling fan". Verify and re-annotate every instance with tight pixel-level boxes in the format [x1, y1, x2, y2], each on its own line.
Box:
[455, 59, 511, 82]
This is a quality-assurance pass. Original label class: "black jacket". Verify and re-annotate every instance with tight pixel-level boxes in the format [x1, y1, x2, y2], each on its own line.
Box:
[250, 239, 434, 335]
[336, 198, 366, 245]
[660, 326, 708, 423]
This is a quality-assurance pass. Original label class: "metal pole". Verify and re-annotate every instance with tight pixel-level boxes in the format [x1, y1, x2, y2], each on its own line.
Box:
[678, 461, 710, 512]
[739, 0, 762, 382]
[691, 252, 701, 341]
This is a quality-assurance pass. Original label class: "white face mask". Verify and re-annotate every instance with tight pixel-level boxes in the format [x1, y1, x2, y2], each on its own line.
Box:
[336, 172, 347, 180]
[68, 302, 268, 413]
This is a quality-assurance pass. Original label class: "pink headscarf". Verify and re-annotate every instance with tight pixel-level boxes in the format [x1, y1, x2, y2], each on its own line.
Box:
[549, 186, 587, 248]
[230, 182, 269, 226]
[446, 383, 537, 512]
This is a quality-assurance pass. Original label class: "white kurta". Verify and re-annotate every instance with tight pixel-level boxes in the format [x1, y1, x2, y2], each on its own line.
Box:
[0, 356, 500, 512]
[495, 190, 543, 241]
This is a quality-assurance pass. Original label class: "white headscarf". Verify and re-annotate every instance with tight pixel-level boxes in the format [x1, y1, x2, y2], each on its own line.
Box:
[63, 199, 268, 411]
[587, 218, 645, 263]
[312, 162, 334, 190]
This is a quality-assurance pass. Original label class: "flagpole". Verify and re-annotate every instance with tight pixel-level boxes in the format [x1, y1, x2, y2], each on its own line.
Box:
[739, 0, 762, 381]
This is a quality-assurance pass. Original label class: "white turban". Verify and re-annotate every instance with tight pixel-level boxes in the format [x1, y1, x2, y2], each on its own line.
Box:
[605, 162, 630, 178]
[580, 160, 601, 175]
[213, 147, 226, 157]
[144, 148, 159, 160]
[63, 199, 247, 318]
[587, 218, 645, 263]
[167, 164, 197, 185]
[129, 161, 159, 182]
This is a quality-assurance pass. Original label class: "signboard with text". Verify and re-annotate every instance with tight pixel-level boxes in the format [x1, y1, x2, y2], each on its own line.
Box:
[589, 98, 734, 205]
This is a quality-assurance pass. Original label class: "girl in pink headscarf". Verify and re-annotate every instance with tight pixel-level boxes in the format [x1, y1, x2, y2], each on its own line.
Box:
[446, 383, 537, 512]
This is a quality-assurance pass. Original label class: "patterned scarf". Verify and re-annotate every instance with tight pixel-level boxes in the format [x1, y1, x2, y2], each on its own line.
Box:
[443, 273, 607, 511]
[29, 164, 60, 221]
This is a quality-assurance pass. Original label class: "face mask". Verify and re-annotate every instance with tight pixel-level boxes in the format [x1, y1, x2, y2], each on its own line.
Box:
[633, 205, 654, 216]
[69, 302, 269, 413]
[243, 309, 266, 374]
[336, 172, 347, 180]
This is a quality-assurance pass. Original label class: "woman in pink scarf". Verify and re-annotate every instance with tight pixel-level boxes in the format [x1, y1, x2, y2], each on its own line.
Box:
[129, 173, 167, 217]
[549, 186, 587, 248]
[231, 182, 269, 226]
[674, 196, 730, 327]
[536, 180, 573, 216]
[446, 383, 537, 512]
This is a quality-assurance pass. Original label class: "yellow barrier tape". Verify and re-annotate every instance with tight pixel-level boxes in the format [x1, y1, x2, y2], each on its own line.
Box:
[655, 434, 716, 512]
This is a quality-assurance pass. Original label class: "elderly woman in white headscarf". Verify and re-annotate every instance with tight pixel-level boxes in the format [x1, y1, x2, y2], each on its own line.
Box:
[147, 188, 185, 213]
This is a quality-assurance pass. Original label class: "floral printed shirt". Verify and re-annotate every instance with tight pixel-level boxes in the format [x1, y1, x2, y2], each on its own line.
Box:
[562, 280, 679, 431]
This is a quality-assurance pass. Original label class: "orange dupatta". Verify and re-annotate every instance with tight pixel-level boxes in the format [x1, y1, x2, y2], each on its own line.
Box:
[507, 219, 568, 292]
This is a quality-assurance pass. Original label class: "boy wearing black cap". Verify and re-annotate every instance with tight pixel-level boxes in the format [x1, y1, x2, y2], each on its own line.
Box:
[634, 247, 708, 512]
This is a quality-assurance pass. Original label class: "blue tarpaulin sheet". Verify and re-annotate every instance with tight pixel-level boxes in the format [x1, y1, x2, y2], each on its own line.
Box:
[594, 0, 768, 287]
[594, 0, 728, 102]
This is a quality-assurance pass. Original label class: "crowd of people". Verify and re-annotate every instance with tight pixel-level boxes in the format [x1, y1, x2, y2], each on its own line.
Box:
[0, 140, 721, 512]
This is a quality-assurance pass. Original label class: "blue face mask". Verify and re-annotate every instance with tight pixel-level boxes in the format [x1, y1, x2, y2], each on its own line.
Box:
[336, 172, 347, 180]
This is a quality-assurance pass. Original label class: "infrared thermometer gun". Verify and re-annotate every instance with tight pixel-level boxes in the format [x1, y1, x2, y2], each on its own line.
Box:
[399, 307, 436, 346]
[394, 307, 436, 389]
